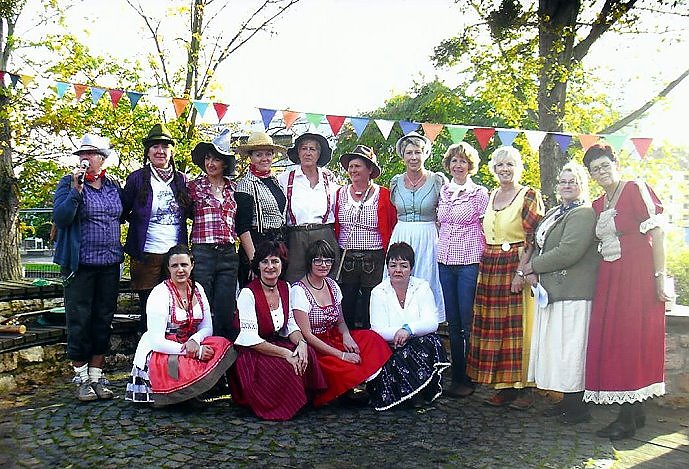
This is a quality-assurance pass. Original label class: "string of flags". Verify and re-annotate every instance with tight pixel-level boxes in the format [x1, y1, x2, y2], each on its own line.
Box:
[1, 70, 654, 158]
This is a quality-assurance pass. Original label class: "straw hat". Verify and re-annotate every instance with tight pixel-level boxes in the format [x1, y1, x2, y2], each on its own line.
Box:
[395, 131, 431, 157]
[235, 131, 286, 158]
[191, 129, 236, 177]
[287, 132, 332, 166]
[339, 145, 381, 179]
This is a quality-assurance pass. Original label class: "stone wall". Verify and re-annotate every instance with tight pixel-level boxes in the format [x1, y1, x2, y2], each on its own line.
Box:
[663, 313, 689, 407]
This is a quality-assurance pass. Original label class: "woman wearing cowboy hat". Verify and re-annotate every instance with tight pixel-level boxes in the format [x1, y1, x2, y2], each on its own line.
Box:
[278, 132, 341, 283]
[187, 129, 242, 341]
[334, 145, 397, 329]
[121, 123, 191, 332]
[53, 133, 123, 402]
[388, 131, 447, 323]
[234, 131, 288, 288]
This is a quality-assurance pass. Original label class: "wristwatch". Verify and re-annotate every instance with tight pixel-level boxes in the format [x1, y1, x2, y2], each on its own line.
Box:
[516, 270, 525, 278]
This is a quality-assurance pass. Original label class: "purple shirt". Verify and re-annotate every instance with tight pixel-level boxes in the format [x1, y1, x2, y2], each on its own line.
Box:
[437, 180, 488, 265]
[79, 181, 124, 266]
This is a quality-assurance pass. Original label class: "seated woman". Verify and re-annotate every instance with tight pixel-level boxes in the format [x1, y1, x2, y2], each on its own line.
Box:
[292, 240, 391, 406]
[125, 245, 236, 407]
[231, 241, 327, 420]
[368, 242, 450, 410]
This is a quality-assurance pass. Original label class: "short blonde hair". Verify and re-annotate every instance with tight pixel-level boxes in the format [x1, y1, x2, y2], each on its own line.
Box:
[442, 142, 480, 175]
[558, 162, 590, 204]
[488, 146, 524, 182]
[399, 137, 430, 157]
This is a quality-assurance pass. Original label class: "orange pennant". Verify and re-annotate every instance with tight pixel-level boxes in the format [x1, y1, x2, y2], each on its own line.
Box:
[172, 98, 189, 118]
[74, 84, 88, 101]
[213, 102, 229, 122]
[283, 110, 300, 130]
[473, 127, 496, 150]
[578, 134, 600, 151]
[326, 115, 346, 136]
[421, 123, 444, 142]
[631, 137, 653, 158]
[108, 89, 124, 107]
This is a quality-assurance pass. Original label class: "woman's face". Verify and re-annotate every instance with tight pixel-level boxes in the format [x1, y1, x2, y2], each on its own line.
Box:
[347, 158, 372, 185]
[402, 144, 426, 172]
[588, 156, 618, 188]
[493, 157, 517, 185]
[168, 254, 193, 284]
[204, 154, 226, 178]
[259, 255, 282, 282]
[250, 149, 275, 174]
[450, 155, 471, 183]
[310, 255, 333, 278]
[388, 257, 412, 283]
[79, 151, 104, 174]
[298, 139, 320, 169]
[557, 170, 581, 204]
[148, 143, 173, 169]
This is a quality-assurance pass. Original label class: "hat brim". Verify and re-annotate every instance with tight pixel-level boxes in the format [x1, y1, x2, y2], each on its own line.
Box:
[191, 142, 237, 176]
[395, 132, 431, 157]
[235, 143, 286, 158]
[143, 136, 175, 147]
[339, 153, 381, 179]
[73, 147, 111, 158]
[287, 133, 332, 166]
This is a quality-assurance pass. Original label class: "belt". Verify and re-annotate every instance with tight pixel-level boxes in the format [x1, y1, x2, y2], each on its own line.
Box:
[289, 223, 334, 232]
[198, 242, 236, 251]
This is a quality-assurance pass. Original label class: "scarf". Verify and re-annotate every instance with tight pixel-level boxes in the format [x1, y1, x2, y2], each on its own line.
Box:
[85, 169, 106, 182]
[151, 165, 174, 183]
[250, 164, 271, 178]
[556, 200, 584, 220]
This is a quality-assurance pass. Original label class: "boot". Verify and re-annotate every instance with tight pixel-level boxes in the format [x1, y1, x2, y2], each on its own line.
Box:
[634, 401, 646, 428]
[596, 403, 637, 440]
[559, 392, 591, 424]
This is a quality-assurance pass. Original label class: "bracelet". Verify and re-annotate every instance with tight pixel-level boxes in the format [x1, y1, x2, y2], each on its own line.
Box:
[516, 270, 525, 278]
[654, 271, 665, 278]
[341, 351, 345, 360]
[299, 338, 308, 345]
[197, 345, 204, 359]
[402, 324, 413, 337]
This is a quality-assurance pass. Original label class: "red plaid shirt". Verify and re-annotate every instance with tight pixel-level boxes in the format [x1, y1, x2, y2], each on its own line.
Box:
[188, 175, 238, 244]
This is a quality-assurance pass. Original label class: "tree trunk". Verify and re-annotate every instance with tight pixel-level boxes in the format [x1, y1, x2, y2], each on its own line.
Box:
[0, 95, 22, 280]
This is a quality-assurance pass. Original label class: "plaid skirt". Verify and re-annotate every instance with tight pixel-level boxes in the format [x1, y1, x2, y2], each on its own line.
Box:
[466, 244, 535, 387]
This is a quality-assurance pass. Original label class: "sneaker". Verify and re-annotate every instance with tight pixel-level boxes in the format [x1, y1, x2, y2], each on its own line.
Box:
[91, 378, 114, 400]
[76, 381, 98, 402]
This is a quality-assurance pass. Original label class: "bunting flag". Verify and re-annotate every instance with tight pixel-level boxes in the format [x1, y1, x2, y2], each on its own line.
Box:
[306, 112, 324, 128]
[9, 74, 20, 88]
[108, 89, 124, 107]
[578, 134, 600, 150]
[630, 137, 653, 158]
[74, 84, 88, 101]
[282, 110, 299, 129]
[604, 133, 627, 153]
[523, 130, 547, 151]
[552, 133, 573, 154]
[447, 125, 469, 143]
[192, 100, 209, 118]
[473, 127, 495, 150]
[374, 119, 395, 140]
[326, 115, 346, 136]
[350, 117, 370, 138]
[126, 91, 143, 110]
[399, 121, 418, 135]
[259, 107, 276, 129]
[90, 87, 106, 104]
[213, 102, 228, 122]
[497, 129, 519, 147]
[56, 81, 70, 98]
[20, 74, 34, 87]
[172, 98, 189, 118]
[421, 123, 443, 142]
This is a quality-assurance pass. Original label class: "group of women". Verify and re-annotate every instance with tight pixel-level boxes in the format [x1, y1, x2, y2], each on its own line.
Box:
[53, 124, 669, 437]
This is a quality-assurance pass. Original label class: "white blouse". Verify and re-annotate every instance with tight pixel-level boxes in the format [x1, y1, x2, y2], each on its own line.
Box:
[235, 284, 301, 346]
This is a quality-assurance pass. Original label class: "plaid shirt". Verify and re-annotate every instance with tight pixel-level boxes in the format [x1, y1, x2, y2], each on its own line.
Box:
[188, 175, 238, 244]
[336, 186, 382, 250]
[79, 179, 124, 266]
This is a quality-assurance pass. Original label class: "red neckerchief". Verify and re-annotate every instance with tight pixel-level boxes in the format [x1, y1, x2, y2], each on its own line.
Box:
[151, 165, 173, 183]
[85, 169, 106, 182]
[250, 164, 271, 178]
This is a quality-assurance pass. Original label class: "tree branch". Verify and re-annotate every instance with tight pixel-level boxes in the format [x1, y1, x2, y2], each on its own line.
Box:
[126, 0, 173, 92]
[573, 0, 637, 62]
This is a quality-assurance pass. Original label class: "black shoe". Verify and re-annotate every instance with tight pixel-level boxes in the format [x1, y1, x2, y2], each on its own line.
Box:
[542, 402, 565, 417]
[598, 419, 636, 440]
[559, 409, 592, 425]
[445, 383, 475, 398]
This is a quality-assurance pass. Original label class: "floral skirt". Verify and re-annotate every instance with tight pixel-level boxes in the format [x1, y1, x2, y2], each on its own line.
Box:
[367, 334, 450, 410]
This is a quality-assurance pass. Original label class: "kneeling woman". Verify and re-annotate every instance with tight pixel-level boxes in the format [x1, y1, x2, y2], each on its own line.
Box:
[292, 240, 391, 406]
[368, 242, 450, 410]
[232, 241, 327, 420]
[126, 245, 236, 407]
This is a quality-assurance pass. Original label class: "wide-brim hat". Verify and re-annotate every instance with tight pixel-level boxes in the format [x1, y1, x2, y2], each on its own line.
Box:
[73, 133, 112, 158]
[235, 131, 286, 158]
[395, 131, 431, 157]
[191, 129, 236, 177]
[287, 132, 332, 166]
[339, 145, 381, 179]
[143, 123, 175, 147]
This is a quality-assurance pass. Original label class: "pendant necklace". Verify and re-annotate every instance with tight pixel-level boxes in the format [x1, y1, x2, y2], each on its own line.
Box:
[406, 171, 425, 188]
[604, 181, 622, 210]
[306, 274, 325, 291]
[260, 278, 277, 292]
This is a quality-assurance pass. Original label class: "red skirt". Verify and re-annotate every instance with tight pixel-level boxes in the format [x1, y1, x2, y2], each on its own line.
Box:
[147, 336, 236, 406]
[313, 329, 392, 406]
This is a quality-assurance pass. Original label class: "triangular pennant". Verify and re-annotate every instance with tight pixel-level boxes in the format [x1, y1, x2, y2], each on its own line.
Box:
[306, 112, 324, 128]
[192, 100, 209, 118]
[447, 125, 469, 143]
[56, 81, 70, 98]
[259, 108, 277, 129]
[603, 133, 627, 153]
[213, 102, 229, 122]
[496, 129, 519, 147]
[20, 74, 34, 87]
[551, 133, 573, 154]
[172, 98, 190, 118]
[108, 89, 124, 107]
[74, 84, 88, 101]
[326, 115, 346, 136]
[282, 110, 300, 130]
[523, 130, 547, 151]
[472, 127, 496, 150]
[374, 119, 395, 140]
[399, 120, 418, 135]
[421, 123, 443, 142]
[350, 117, 370, 138]
[90, 87, 106, 104]
[578, 134, 600, 151]
[9, 74, 20, 88]
[630, 137, 653, 159]
[126, 91, 143, 110]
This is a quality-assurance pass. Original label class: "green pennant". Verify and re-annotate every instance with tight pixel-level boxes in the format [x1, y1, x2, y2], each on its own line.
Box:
[306, 113, 324, 128]
[603, 133, 628, 154]
[447, 126, 468, 143]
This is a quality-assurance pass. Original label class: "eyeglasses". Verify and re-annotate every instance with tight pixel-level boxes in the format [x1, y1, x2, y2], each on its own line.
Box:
[312, 258, 334, 266]
[558, 180, 578, 186]
[589, 162, 613, 175]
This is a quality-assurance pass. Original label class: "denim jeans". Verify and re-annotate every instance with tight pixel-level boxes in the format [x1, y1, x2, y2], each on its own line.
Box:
[439, 262, 479, 385]
[192, 243, 239, 340]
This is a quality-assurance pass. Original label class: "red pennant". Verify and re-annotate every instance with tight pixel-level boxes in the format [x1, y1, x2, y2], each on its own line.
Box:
[74, 84, 88, 101]
[108, 89, 124, 107]
[421, 123, 444, 142]
[326, 115, 346, 136]
[213, 102, 229, 122]
[283, 110, 299, 129]
[578, 134, 600, 151]
[631, 137, 653, 159]
[473, 127, 496, 150]
[172, 98, 189, 117]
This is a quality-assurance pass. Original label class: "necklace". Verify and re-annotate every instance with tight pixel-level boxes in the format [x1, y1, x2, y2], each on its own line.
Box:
[212, 183, 224, 193]
[406, 171, 425, 188]
[260, 278, 277, 292]
[604, 181, 622, 210]
[306, 274, 325, 291]
[353, 183, 372, 198]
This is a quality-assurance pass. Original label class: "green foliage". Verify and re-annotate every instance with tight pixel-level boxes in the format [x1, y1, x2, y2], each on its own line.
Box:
[667, 239, 689, 306]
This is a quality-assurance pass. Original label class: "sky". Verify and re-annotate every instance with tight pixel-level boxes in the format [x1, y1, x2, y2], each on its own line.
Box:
[18, 0, 689, 148]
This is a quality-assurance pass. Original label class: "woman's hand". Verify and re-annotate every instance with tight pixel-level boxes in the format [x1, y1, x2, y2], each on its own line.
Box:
[340, 351, 361, 364]
[524, 273, 538, 287]
[511, 273, 525, 293]
[198, 345, 215, 362]
[656, 276, 672, 303]
[393, 328, 411, 348]
[294, 340, 309, 366]
[183, 339, 200, 358]
[342, 333, 360, 354]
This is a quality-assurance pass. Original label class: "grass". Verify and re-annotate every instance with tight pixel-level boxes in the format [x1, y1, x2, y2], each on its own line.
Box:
[24, 263, 60, 273]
